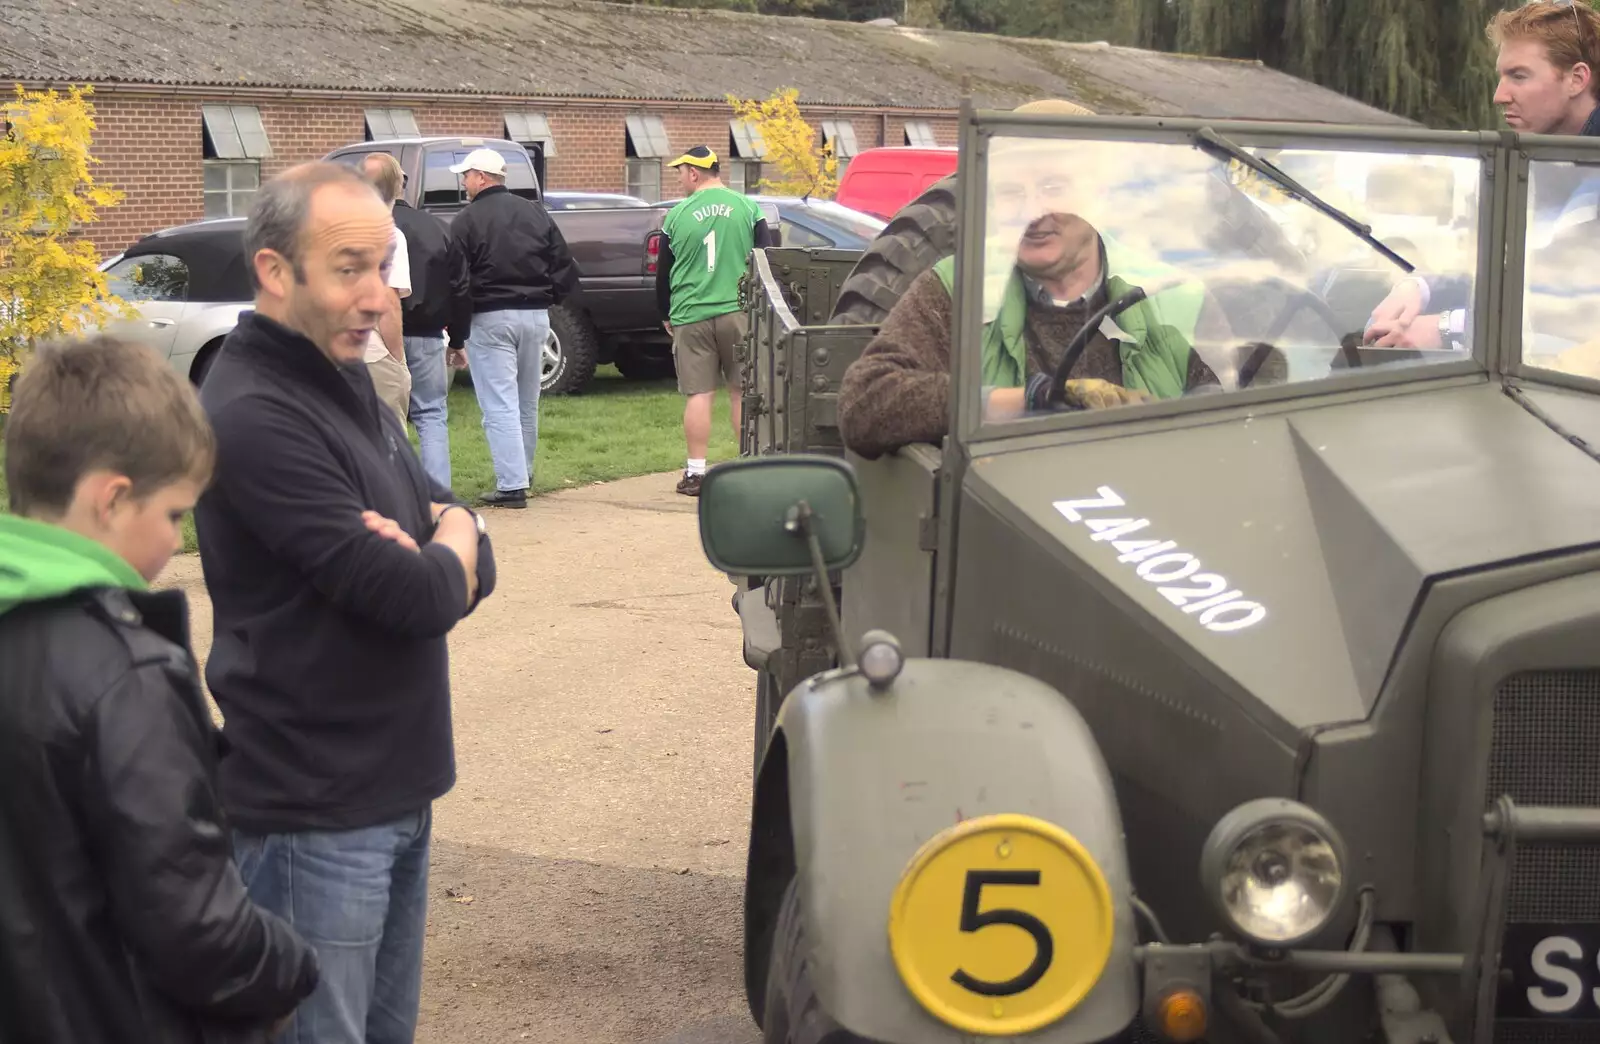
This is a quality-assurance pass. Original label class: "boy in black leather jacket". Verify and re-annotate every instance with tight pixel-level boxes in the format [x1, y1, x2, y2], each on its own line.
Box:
[0, 336, 319, 1043]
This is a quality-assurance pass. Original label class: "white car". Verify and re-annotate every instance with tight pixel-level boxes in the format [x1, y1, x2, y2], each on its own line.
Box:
[96, 217, 253, 385]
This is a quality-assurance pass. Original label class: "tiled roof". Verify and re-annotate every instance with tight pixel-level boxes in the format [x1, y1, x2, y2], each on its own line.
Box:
[1, 0, 1413, 123]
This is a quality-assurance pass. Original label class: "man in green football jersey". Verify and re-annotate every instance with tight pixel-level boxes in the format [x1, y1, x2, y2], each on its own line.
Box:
[656, 145, 775, 496]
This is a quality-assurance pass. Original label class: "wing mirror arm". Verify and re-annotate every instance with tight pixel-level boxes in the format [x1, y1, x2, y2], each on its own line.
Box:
[785, 499, 857, 669]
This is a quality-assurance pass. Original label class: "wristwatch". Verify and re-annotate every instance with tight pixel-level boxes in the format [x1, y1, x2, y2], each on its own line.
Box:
[436, 503, 486, 536]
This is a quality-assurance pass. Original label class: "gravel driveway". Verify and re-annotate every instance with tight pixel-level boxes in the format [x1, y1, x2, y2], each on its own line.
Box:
[159, 472, 761, 1044]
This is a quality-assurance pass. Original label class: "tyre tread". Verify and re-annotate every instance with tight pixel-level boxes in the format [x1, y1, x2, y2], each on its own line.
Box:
[830, 177, 958, 328]
[547, 304, 601, 395]
[763, 879, 874, 1044]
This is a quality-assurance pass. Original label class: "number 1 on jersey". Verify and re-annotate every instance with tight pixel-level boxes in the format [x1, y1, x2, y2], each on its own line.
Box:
[704, 229, 716, 272]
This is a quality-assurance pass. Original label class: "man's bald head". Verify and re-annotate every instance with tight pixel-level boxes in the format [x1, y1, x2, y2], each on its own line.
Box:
[245, 161, 382, 290]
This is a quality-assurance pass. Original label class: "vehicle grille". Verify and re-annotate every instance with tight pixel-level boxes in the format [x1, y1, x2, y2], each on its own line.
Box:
[1493, 1026, 1595, 1044]
[1486, 670, 1600, 922]
[1487, 669, 1600, 1044]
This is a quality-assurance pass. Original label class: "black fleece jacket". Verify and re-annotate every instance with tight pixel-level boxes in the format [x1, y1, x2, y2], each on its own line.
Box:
[195, 312, 496, 833]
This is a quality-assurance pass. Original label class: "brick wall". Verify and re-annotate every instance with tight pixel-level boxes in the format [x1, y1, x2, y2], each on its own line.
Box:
[82, 90, 959, 256]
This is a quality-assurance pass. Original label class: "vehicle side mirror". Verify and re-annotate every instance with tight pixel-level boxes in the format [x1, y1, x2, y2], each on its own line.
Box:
[698, 456, 864, 576]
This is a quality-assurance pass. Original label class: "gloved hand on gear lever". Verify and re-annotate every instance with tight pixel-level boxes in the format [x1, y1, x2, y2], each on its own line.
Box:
[1024, 373, 1152, 412]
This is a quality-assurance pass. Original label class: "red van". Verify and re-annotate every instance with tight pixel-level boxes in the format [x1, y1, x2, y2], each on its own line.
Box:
[835, 146, 959, 220]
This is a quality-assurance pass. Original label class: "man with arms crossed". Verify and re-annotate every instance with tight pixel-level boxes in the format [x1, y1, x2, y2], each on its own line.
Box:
[195, 161, 497, 1044]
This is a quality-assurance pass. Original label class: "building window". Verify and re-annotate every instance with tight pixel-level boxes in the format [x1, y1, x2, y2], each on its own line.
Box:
[364, 107, 420, 141]
[726, 161, 763, 195]
[625, 114, 670, 202]
[199, 104, 269, 217]
[821, 119, 860, 176]
[728, 118, 766, 196]
[627, 159, 661, 203]
[203, 161, 259, 218]
[904, 120, 937, 147]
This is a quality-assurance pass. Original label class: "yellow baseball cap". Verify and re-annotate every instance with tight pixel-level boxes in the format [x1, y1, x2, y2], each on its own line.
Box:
[669, 145, 718, 169]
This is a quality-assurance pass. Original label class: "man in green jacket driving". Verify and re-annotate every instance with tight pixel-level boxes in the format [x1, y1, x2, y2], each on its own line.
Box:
[838, 121, 1229, 460]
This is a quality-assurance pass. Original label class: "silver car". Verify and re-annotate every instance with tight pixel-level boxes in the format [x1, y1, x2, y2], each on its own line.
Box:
[96, 217, 254, 385]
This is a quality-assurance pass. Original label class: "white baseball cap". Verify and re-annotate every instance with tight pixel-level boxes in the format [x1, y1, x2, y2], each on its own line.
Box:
[449, 148, 506, 176]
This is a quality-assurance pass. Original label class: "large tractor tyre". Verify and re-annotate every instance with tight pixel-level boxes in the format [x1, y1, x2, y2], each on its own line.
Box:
[761, 879, 876, 1044]
[830, 175, 958, 328]
[545, 305, 601, 396]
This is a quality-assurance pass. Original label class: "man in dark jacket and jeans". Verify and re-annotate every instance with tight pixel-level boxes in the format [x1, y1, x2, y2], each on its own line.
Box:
[449, 146, 579, 508]
[0, 336, 318, 1043]
[365, 154, 474, 491]
[195, 161, 497, 1044]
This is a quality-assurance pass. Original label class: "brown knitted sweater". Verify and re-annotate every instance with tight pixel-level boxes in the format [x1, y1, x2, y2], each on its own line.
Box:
[837, 268, 1223, 460]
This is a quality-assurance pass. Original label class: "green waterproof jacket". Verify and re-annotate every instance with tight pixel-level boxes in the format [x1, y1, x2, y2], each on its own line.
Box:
[933, 236, 1205, 399]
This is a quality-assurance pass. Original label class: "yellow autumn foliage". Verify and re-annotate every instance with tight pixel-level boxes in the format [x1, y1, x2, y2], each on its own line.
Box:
[727, 88, 838, 200]
[1, 84, 132, 409]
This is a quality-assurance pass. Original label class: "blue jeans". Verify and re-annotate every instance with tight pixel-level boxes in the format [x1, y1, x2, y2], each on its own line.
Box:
[404, 333, 451, 491]
[465, 308, 547, 492]
[232, 808, 432, 1044]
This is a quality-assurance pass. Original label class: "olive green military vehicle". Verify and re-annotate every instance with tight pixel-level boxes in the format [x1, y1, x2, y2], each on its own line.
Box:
[704, 105, 1600, 1044]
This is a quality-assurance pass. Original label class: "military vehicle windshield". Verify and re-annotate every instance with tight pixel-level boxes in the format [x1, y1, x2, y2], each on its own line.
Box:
[1521, 158, 1600, 379]
[968, 134, 1484, 427]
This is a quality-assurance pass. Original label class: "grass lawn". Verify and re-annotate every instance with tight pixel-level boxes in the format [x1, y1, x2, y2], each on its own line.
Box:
[0, 365, 738, 553]
[441, 365, 738, 498]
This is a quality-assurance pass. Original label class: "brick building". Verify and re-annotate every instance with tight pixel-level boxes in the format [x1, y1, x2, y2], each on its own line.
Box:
[3, 0, 1410, 256]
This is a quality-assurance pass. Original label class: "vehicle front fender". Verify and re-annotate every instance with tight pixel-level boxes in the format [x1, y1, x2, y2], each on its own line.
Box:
[750, 658, 1140, 1044]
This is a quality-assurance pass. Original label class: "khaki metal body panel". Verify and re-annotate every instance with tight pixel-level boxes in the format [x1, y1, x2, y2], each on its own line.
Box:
[841, 445, 942, 659]
[779, 660, 1138, 1043]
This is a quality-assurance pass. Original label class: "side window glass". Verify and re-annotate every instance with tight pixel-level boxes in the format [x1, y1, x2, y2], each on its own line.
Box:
[105, 254, 189, 302]
[781, 220, 830, 249]
[423, 151, 465, 208]
[496, 148, 540, 200]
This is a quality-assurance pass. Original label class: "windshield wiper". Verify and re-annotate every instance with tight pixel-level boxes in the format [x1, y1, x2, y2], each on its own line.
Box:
[1191, 126, 1415, 274]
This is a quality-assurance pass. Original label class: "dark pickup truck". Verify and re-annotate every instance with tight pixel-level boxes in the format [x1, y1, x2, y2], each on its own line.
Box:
[324, 136, 673, 395]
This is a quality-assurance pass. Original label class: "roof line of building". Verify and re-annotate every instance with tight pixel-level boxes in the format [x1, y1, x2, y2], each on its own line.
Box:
[11, 78, 962, 114]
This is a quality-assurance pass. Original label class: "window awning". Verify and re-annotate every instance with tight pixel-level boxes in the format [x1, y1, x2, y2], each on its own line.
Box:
[625, 114, 670, 159]
[821, 119, 860, 159]
[904, 119, 937, 148]
[505, 111, 557, 157]
[364, 108, 420, 141]
[729, 118, 768, 159]
[202, 104, 273, 159]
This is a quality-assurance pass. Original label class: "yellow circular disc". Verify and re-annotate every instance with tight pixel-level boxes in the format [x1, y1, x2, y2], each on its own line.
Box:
[887, 814, 1115, 1037]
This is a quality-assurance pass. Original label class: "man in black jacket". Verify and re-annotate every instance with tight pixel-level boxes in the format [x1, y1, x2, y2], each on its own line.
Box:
[363, 155, 474, 491]
[195, 161, 497, 1044]
[0, 336, 318, 1044]
[449, 146, 579, 508]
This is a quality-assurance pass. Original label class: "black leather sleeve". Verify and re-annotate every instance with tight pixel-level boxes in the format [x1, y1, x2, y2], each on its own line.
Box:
[81, 659, 319, 1021]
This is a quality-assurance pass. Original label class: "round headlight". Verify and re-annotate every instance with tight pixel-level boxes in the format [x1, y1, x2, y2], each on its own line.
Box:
[1199, 798, 1346, 948]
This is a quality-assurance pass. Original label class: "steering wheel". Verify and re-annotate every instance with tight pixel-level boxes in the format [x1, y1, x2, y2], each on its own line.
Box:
[1205, 275, 1346, 344]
